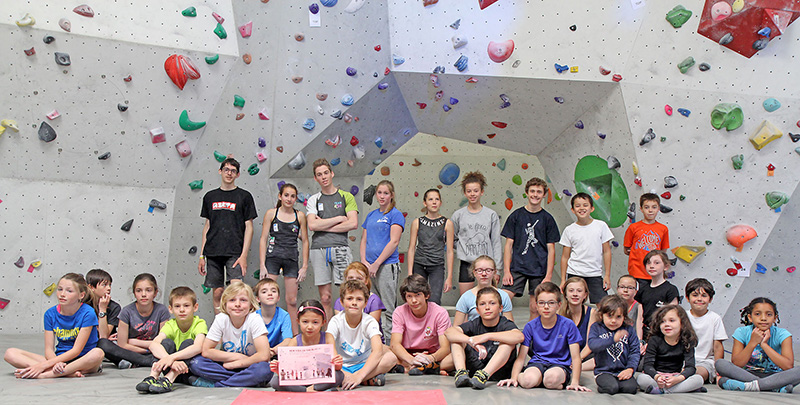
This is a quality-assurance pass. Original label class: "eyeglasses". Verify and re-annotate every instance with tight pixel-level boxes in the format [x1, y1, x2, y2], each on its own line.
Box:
[222, 168, 238, 174]
[617, 286, 637, 291]
[474, 268, 495, 274]
[537, 301, 558, 307]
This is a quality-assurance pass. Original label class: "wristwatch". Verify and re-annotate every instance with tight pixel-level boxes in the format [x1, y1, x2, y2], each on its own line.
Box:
[99, 312, 106, 318]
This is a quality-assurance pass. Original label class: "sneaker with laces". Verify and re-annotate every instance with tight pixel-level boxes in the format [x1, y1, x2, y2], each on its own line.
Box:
[470, 369, 489, 390]
[454, 369, 472, 388]
[135, 376, 156, 393]
[149, 376, 174, 394]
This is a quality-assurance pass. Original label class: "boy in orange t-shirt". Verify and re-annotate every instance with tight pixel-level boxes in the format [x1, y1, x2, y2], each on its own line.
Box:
[623, 193, 669, 288]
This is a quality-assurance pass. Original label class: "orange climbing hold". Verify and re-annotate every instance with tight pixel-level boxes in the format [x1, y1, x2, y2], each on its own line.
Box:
[412, 159, 422, 166]
[380, 166, 390, 176]
[441, 146, 449, 152]
[521, 163, 528, 170]
[547, 188, 553, 204]
[487, 133, 496, 139]
[505, 198, 513, 210]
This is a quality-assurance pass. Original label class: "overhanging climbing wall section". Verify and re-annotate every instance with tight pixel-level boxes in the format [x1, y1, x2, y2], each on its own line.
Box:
[369, 133, 574, 306]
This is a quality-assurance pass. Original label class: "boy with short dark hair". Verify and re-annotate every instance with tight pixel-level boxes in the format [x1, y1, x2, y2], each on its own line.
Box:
[498, 282, 589, 392]
[86, 268, 120, 339]
[136, 286, 207, 394]
[685, 278, 727, 384]
[446, 287, 523, 390]
[198, 157, 258, 314]
[253, 278, 293, 352]
[501, 177, 560, 321]
[327, 280, 397, 389]
[623, 193, 669, 288]
[390, 274, 453, 375]
[559, 193, 614, 304]
[307, 158, 359, 318]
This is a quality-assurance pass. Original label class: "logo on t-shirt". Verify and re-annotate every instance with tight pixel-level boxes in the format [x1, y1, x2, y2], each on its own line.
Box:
[377, 216, 389, 224]
[424, 326, 433, 338]
[634, 230, 662, 252]
[521, 220, 540, 255]
[212, 201, 237, 211]
[334, 201, 343, 209]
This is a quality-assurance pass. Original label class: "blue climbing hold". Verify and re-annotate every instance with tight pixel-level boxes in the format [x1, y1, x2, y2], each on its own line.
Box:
[597, 132, 607, 139]
[302, 118, 315, 130]
[350, 185, 359, 195]
[393, 54, 405, 65]
[258, 137, 266, 148]
[330, 158, 341, 166]
[346, 67, 357, 76]
[763, 98, 781, 112]
[450, 97, 459, 105]
[554, 96, 564, 104]
[563, 189, 573, 197]
[439, 163, 460, 185]
[555, 63, 569, 73]
[757, 27, 771, 37]
[611, 241, 619, 247]
[478, 139, 486, 144]
[678, 108, 691, 117]
[374, 137, 383, 148]
[755, 263, 767, 274]
[499, 94, 510, 109]
[575, 120, 584, 129]
[341, 94, 354, 106]
[380, 149, 387, 154]
[454, 55, 468, 72]
[443, 104, 451, 112]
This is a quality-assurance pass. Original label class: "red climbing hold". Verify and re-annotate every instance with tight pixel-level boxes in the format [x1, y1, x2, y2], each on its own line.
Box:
[612, 74, 622, 82]
[487, 40, 515, 63]
[521, 163, 528, 170]
[505, 198, 513, 210]
[665, 105, 673, 116]
[384, 68, 390, 75]
[487, 133, 496, 139]
[466, 77, 478, 83]
[414, 191, 419, 197]
[599, 66, 611, 75]
[350, 136, 359, 146]
[661, 192, 671, 199]
[276, 146, 283, 153]
[412, 159, 421, 167]
[726, 268, 738, 276]
[374, 45, 381, 51]
[441, 146, 449, 152]
[491, 121, 508, 128]
[123, 75, 132, 82]
[399, 161, 404, 166]
[164, 54, 200, 90]
[416, 102, 427, 109]
[634, 177, 642, 187]
[478, 0, 499, 10]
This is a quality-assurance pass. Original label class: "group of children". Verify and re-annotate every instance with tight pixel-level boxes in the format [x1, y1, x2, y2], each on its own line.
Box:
[3, 159, 798, 396]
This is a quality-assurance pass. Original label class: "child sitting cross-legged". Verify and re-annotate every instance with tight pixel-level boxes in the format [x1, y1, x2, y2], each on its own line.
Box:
[390, 274, 453, 375]
[447, 287, 523, 390]
[326, 280, 398, 389]
[498, 281, 589, 392]
[135, 286, 207, 394]
[588, 295, 641, 395]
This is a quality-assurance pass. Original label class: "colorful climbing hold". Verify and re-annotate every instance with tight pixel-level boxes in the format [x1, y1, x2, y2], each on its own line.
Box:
[439, 163, 460, 185]
[711, 103, 743, 131]
[497, 158, 506, 171]
[731, 154, 744, 170]
[574, 120, 584, 129]
[214, 23, 227, 39]
[239, 21, 253, 38]
[492, 121, 508, 129]
[392, 54, 405, 65]
[179, 110, 206, 131]
[763, 98, 781, 112]
[450, 97, 459, 105]
[416, 102, 427, 109]
[765, 191, 789, 211]
[677, 108, 691, 117]
[182, 6, 197, 17]
[380, 166, 390, 176]
[24, 47, 35, 56]
[505, 198, 513, 210]
[15, 13, 36, 26]
[44, 283, 56, 296]
[233, 95, 245, 108]
[164, 54, 200, 90]
[679, 195, 686, 201]
[677, 57, 695, 73]
[788, 267, 796, 274]
[611, 74, 622, 82]
[599, 66, 611, 75]
[754, 263, 767, 274]
[59, 18, 71, 31]
[597, 132, 607, 140]
[555, 63, 569, 73]
[441, 146, 448, 152]
[521, 163, 528, 170]
[465, 77, 478, 83]
[454, 55, 468, 72]
[750, 120, 782, 150]
[672, 246, 705, 263]
[214, 150, 226, 162]
[665, 5, 693, 28]
[726, 268, 738, 276]
[512, 175, 522, 185]
[302, 118, 315, 130]
[175, 140, 192, 157]
[554, 97, 565, 104]
[247, 163, 259, 175]
[661, 192, 671, 200]
[562, 190, 572, 197]
[727, 224, 757, 252]
[341, 94, 354, 106]
[487, 40, 514, 62]
[243, 54, 252, 64]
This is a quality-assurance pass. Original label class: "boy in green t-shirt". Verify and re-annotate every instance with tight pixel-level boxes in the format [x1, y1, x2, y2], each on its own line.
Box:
[135, 287, 208, 394]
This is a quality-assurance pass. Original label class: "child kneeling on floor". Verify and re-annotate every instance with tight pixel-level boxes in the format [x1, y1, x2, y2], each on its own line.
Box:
[135, 286, 207, 394]
[498, 281, 589, 392]
[327, 280, 397, 390]
[187, 281, 272, 387]
[446, 287, 523, 390]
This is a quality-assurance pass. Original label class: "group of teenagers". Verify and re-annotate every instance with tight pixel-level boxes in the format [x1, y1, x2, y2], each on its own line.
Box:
[4, 157, 798, 396]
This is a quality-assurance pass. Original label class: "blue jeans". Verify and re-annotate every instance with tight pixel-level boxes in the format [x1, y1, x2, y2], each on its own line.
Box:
[188, 355, 272, 387]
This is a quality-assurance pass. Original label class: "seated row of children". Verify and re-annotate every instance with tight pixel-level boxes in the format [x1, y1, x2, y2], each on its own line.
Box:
[4, 257, 798, 395]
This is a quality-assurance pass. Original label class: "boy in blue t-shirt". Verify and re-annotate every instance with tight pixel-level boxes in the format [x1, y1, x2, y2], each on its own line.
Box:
[254, 279, 293, 354]
[498, 282, 589, 391]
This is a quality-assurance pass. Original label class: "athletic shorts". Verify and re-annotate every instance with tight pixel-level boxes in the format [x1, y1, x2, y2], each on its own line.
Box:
[503, 272, 544, 297]
[204, 256, 243, 289]
[310, 246, 352, 286]
[265, 256, 299, 278]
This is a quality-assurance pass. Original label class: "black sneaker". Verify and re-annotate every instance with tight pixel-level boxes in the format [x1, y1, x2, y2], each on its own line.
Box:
[454, 369, 472, 388]
[149, 376, 174, 394]
[470, 369, 489, 390]
[136, 376, 156, 393]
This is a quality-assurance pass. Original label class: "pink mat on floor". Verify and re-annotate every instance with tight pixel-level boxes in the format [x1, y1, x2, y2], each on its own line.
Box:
[232, 388, 447, 405]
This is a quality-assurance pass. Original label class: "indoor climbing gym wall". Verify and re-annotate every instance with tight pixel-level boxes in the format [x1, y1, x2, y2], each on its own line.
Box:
[2, 0, 800, 344]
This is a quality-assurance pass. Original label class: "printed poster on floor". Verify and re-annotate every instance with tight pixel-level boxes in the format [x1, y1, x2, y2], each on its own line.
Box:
[277, 345, 335, 386]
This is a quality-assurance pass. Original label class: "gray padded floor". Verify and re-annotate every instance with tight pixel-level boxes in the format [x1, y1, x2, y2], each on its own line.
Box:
[1, 307, 798, 404]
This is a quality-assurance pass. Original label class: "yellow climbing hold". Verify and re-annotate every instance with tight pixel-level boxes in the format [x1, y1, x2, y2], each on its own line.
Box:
[672, 245, 706, 264]
[632, 161, 639, 176]
[1, 119, 20, 131]
[43, 283, 56, 296]
[749, 120, 782, 151]
[732, 0, 744, 12]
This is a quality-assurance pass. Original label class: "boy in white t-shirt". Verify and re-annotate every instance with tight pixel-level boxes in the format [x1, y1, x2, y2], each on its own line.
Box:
[685, 278, 727, 384]
[327, 280, 397, 389]
[559, 193, 613, 304]
[390, 274, 453, 375]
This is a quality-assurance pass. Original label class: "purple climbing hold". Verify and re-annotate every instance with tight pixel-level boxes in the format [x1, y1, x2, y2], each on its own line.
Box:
[14, 257, 24, 268]
[449, 97, 458, 105]
[258, 137, 266, 148]
[443, 104, 451, 112]
[554, 96, 564, 104]
[478, 139, 487, 144]
[677, 108, 691, 117]
[346, 67, 357, 76]
[380, 149, 388, 154]
[499, 94, 510, 109]
[350, 185, 359, 196]
[277, 180, 286, 190]
[597, 132, 606, 139]
[575, 120, 584, 129]
[309, 3, 319, 14]
[611, 241, 619, 247]
[378, 82, 389, 90]
[562, 189, 572, 197]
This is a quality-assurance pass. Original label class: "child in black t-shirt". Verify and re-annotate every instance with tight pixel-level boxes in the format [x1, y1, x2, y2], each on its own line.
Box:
[634, 250, 679, 338]
[445, 287, 523, 390]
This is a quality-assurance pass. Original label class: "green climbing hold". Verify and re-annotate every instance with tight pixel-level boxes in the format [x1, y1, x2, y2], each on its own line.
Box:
[678, 57, 695, 74]
[205, 54, 220, 64]
[512, 174, 522, 185]
[248, 163, 259, 175]
[189, 180, 204, 190]
[705, 240, 712, 245]
[234, 95, 245, 108]
[765, 191, 789, 211]
[181, 6, 197, 17]
[554, 192, 562, 201]
[202, 285, 211, 294]
[665, 5, 692, 28]
[574, 155, 630, 228]
[497, 158, 506, 171]
[772, 266, 780, 272]
[214, 150, 226, 162]
[660, 137, 666, 142]
[214, 23, 227, 39]
[731, 154, 744, 170]
[179, 110, 206, 131]
[253, 269, 260, 279]
[679, 195, 686, 201]
[711, 103, 744, 131]
[505, 190, 514, 199]
[725, 283, 731, 288]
